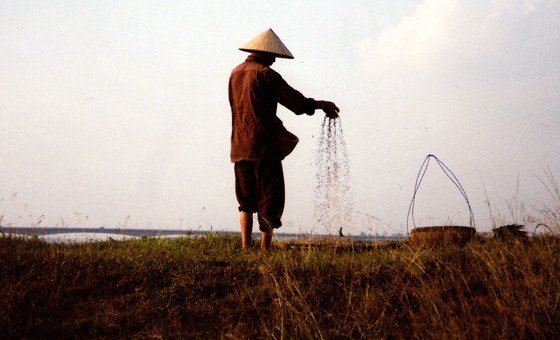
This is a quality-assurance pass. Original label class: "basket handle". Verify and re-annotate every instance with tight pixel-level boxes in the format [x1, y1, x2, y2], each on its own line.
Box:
[406, 155, 475, 235]
[533, 223, 553, 235]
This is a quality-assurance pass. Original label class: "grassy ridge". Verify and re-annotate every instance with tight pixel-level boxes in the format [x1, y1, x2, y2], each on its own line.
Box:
[1, 235, 559, 338]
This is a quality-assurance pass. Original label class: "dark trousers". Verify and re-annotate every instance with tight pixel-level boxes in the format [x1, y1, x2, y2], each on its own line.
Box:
[234, 160, 285, 232]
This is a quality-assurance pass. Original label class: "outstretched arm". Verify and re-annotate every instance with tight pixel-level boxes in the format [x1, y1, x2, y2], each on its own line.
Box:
[315, 100, 340, 119]
[271, 70, 340, 118]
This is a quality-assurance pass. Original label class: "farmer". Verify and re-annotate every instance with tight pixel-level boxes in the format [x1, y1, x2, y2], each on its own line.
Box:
[229, 28, 339, 250]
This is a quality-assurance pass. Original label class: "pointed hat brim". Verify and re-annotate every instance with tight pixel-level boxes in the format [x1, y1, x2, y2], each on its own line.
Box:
[239, 28, 294, 59]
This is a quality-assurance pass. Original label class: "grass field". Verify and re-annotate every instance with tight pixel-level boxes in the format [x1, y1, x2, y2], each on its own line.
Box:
[1, 234, 559, 338]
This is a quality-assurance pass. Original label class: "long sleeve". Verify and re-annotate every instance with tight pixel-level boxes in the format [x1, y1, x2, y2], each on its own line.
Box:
[268, 70, 316, 116]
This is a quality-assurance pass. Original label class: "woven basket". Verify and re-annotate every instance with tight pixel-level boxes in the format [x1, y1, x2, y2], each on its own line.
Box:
[407, 156, 477, 248]
[410, 226, 476, 248]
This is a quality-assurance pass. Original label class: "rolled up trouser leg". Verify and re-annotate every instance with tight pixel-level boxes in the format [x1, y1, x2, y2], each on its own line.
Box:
[255, 160, 284, 233]
[235, 161, 258, 214]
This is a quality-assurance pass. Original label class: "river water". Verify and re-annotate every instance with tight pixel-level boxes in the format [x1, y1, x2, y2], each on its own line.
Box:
[0, 227, 404, 244]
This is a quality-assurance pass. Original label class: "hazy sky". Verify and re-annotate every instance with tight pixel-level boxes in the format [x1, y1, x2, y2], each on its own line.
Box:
[1, 0, 559, 234]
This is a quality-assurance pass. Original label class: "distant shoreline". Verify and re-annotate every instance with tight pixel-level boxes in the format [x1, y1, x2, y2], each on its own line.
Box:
[0, 226, 405, 241]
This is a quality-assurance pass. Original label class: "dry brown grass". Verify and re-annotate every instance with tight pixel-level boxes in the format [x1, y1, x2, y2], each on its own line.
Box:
[0, 234, 559, 338]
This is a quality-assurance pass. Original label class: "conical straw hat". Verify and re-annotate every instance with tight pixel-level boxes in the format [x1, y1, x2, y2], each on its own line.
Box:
[239, 29, 294, 59]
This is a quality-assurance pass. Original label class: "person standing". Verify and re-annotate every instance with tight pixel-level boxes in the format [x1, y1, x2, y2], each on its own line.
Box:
[229, 29, 339, 250]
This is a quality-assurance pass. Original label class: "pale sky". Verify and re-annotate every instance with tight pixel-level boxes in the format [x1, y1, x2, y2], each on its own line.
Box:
[1, 0, 559, 234]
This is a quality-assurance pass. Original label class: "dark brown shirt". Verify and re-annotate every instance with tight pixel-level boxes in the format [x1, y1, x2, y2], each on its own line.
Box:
[229, 55, 315, 162]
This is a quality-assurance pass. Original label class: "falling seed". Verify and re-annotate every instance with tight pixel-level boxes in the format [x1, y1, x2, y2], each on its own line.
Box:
[313, 117, 352, 234]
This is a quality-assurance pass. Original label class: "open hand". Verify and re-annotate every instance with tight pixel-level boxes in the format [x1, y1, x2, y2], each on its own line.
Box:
[316, 100, 340, 119]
